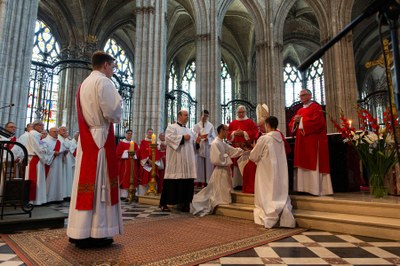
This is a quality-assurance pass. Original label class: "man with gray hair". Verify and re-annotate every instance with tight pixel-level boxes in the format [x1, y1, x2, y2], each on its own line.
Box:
[25, 120, 54, 205]
[289, 88, 333, 196]
[227, 105, 258, 190]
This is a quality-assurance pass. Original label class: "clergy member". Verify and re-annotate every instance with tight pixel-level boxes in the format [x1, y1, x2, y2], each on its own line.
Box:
[138, 128, 158, 195]
[227, 105, 258, 189]
[191, 124, 245, 216]
[25, 120, 54, 205]
[250, 116, 295, 228]
[159, 109, 196, 212]
[193, 110, 216, 187]
[2, 122, 25, 163]
[67, 51, 123, 248]
[17, 123, 33, 146]
[116, 129, 139, 199]
[289, 89, 333, 196]
[58, 126, 75, 198]
[43, 127, 64, 202]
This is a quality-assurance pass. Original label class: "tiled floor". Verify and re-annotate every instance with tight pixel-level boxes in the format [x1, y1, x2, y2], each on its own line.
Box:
[1, 201, 400, 266]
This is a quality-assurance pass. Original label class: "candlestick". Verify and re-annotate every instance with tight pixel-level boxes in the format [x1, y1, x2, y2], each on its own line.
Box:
[151, 133, 156, 144]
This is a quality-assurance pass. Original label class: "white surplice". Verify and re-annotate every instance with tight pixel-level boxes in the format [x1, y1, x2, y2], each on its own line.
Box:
[191, 137, 245, 216]
[193, 121, 215, 183]
[58, 135, 76, 197]
[17, 131, 29, 146]
[24, 130, 54, 205]
[249, 131, 296, 228]
[43, 135, 65, 202]
[164, 123, 197, 180]
[67, 70, 123, 239]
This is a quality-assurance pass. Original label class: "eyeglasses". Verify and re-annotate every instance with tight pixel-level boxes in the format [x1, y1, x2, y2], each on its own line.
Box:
[299, 94, 310, 97]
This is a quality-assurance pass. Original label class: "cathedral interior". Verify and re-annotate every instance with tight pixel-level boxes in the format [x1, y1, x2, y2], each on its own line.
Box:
[0, 0, 394, 140]
[1, 0, 400, 265]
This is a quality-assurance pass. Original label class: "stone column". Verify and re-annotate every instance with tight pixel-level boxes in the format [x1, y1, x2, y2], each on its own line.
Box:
[195, 1, 221, 125]
[56, 42, 95, 134]
[256, 12, 286, 133]
[133, 0, 167, 139]
[0, 0, 39, 135]
[323, 1, 358, 132]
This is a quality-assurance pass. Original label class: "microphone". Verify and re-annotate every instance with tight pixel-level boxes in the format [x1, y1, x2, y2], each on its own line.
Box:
[0, 103, 14, 110]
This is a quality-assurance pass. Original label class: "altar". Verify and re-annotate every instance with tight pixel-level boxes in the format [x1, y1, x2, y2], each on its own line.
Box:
[286, 133, 364, 193]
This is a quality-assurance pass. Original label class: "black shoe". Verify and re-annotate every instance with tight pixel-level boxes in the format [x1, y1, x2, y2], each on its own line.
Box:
[74, 238, 92, 249]
[75, 237, 114, 249]
[69, 237, 77, 244]
[181, 203, 190, 212]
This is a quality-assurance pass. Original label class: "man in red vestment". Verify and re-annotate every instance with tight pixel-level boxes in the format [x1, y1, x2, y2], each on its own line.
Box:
[227, 105, 258, 189]
[67, 51, 122, 248]
[116, 129, 140, 200]
[138, 128, 161, 195]
[289, 89, 333, 196]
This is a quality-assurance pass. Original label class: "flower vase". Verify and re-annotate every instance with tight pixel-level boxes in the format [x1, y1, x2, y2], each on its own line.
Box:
[369, 172, 388, 198]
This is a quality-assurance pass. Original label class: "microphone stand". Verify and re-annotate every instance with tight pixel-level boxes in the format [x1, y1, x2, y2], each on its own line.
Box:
[298, 0, 400, 117]
[0, 104, 14, 110]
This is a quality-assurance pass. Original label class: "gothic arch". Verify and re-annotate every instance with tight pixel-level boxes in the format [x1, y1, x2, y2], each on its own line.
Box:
[238, 0, 266, 44]
[274, 0, 329, 44]
[191, 0, 209, 35]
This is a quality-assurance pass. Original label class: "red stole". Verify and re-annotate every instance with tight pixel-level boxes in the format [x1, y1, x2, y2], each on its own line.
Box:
[28, 156, 40, 200]
[75, 85, 119, 210]
[5, 136, 16, 150]
[45, 139, 61, 177]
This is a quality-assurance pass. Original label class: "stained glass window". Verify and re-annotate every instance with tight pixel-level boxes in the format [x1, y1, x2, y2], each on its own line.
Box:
[168, 63, 178, 92]
[104, 38, 134, 84]
[221, 61, 232, 124]
[28, 20, 61, 128]
[32, 20, 60, 63]
[181, 60, 196, 126]
[284, 63, 303, 107]
[306, 59, 325, 105]
[284, 59, 325, 107]
[104, 38, 134, 137]
[182, 60, 196, 97]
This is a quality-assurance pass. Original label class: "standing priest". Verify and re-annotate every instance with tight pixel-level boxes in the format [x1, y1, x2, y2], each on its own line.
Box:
[159, 109, 197, 212]
[67, 51, 123, 248]
[289, 89, 333, 196]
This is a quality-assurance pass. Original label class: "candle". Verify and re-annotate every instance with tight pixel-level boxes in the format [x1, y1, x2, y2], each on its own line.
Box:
[349, 120, 352, 128]
[129, 141, 135, 152]
[151, 133, 156, 144]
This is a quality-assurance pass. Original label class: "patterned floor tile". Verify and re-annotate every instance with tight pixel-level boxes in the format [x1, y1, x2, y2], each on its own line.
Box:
[0, 201, 400, 266]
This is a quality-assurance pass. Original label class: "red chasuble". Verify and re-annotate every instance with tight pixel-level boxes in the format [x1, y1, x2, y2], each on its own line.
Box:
[228, 118, 259, 183]
[116, 141, 140, 189]
[289, 102, 330, 173]
[227, 119, 259, 148]
[45, 139, 61, 177]
[75, 86, 119, 210]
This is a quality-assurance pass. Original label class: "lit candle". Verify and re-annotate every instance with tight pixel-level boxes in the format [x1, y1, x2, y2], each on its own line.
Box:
[349, 120, 352, 128]
[129, 141, 135, 152]
[151, 133, 156, 144]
